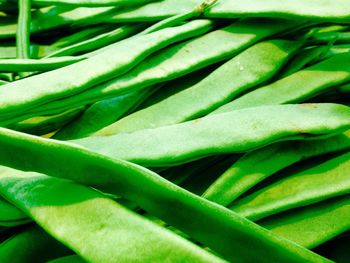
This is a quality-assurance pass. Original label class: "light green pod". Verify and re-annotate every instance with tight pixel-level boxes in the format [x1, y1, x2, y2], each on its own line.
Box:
[0, 19, 214, 122]
[230, 152, 350, 221]
[108, 0, 350, 22]
[0, 168, 225, 263]
[95, 40, 301, 136]
[75, 104, 350, 167]
[260, 194, 350, 249]
[203, 131, 350, 206]
[213, 52, 350, 114]
[0, 128, 331, 263]
[23, 18, 299, 120]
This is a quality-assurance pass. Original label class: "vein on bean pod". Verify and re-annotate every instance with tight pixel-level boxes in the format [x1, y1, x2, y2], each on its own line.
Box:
[259, 194, 350, 249]
[94, 39, 301, 136]
[22, 18, 300, 124]
[203, 130, 350, 206]
[213, 52, 350, 114]
[74, 104, 350, 167]
[0, 127, 331, 263]
[229, 152, 350, 221]
[0, 168, 224, 263]
[0, 19, 214, 122]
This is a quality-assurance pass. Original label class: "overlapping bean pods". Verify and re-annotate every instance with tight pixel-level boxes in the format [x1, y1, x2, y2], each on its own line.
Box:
[1, 1, 349, 261]
[0, 127, 331, 263]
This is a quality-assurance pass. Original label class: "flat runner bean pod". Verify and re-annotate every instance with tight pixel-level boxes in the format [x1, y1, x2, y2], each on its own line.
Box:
[107, 0, 350, 22]
[0, 225, 72, 263]
[0, 128, 330, 263]
[54, 67, 215, 140]
[53, 87, 157, 140]
[0, 168, 223, 263]
[47, 24, 143, 57]
[25, 19, 299, 121]
[0, 196, 28, 224]
[74, 104, 350, 167]
[0, 6, 117, 39]
[7, 107, 84, 136]
[213, 52, 350, 114]
[32, 0, 156, 7]
[203, 131, 350, 206]
[0, 57, 84, 72]
[0, 19, 214, 121]
[94, 40, 301, 136]
[260, 194, 350, 249]
[16, 0, 31, 59]
[229, 152, 350, 221]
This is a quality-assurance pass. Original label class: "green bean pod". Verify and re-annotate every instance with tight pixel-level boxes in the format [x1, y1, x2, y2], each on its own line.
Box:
[48, 24, 143, 58]
[213, 52, 350, 114]
[94, 40, 301, 136]
[0, 128, 331, 262]
[53, 88, 156, 140]
[0, 169, 223, 263]
[22, 18, 299, 120]
[0, 19, 214, 122]
[6, 107, 83, 136]
[229, 152, 350, 221]
[260, 194, 350, 249]
[0, 57, 84, 72]
[203, 131, 350, 206]
[0, 196, 28, 226]
[16, 0, 31, 59]
[33, 0, 157, 7]
[107, 0, 350, 22]
[75, 104, 350, 167]
[0, 225, 72, 263]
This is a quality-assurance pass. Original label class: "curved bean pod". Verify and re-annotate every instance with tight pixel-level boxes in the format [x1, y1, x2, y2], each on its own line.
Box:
[0, 196, 27, 223]
[24, 18, 298, 120]
[16, 0, 31, 59]
[7, 107, 83, 136]
[0, 19, 214, 121]
[0, 128, 330, 262]
[48, 24, 143, 57]
[213, 52, 350, 114]
[48, 255, 85, 263]
[75, 104, 350, 167]
[53, 88, 156, 140]
[203, 131, 350, 206]
[0, 169, 223, 263]
[108, 0, 350, 22]
[230, 152, 350, 221]
[95, 40, 301, 136]
[0, 57, 84, 72]
[0, 225, 72, 263]
[260, 194, 350, 249]
[33, 0, 156, 7]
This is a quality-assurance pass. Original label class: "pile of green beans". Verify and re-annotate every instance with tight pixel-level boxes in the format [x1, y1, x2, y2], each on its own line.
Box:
[0, 1, 349, 262]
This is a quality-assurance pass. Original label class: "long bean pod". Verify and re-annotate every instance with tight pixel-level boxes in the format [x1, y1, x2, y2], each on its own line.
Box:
[213, 52, 350, 114]
[74, 104, 350, 167]
[94, 40, 301, 136]
[229, 152, 350, 221]
[0, 19, 214, 121]
[260, 194, 350, 248]
[203, 131, 350, 206]
[20, 18, 299, 123]
[0, 127, 331, 263]
[107, 0, 350, 22]
[0, 168, 223, 263]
